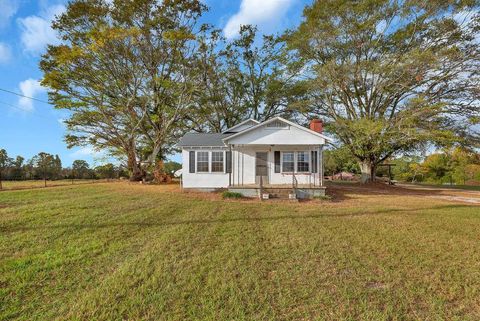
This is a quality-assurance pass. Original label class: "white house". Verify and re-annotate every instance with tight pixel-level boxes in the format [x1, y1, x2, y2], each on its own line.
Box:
[177, 117, 331, 199]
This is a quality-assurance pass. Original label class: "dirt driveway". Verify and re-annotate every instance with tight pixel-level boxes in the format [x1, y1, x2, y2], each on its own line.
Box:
[327, 182, 480, 205]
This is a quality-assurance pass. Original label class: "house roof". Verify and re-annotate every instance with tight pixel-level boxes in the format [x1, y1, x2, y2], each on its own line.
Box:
[222, 119, 260, 133]
[178, 117, 332, 148]
[223, 116, 332, 142]
[177, 133, 231, 147]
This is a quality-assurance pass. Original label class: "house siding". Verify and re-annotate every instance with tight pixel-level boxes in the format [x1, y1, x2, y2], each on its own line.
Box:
[181, 149, 230, 189]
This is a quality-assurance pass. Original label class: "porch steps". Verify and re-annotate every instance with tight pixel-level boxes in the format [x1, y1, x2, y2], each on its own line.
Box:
[262, 188, 296, 200]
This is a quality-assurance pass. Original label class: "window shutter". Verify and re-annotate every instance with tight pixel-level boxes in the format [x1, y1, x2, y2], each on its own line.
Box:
[311, 151, 318, 173]
[226, 151, 232, 173]
[274, 151, 280, 173]
[189, 151, 195, 173]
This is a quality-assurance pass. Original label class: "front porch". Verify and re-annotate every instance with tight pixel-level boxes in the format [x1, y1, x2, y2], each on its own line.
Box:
[226, 143, 326, 199]
[228, 184, 327, 199]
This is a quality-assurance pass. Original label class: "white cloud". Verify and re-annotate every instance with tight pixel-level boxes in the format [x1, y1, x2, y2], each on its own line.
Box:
[0, 43, 12, 64]
[223, 0, 295, 39]
[18, 78, 45, 112]
[0, 0, 19, 29]
[18, 4, 65, 54]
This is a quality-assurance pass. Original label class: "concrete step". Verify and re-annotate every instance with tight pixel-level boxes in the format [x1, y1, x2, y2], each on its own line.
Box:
[262, 191, 297, 200]
[263, 189, 294, 194]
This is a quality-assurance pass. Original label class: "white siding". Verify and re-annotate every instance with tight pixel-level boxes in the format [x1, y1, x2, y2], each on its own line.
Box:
[181, 149, 229, 189]
[226, 124, 326, 145]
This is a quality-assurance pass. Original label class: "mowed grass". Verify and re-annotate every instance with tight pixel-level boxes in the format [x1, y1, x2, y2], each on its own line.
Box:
[0, 179, 101, 190]
[1, 183, 480, 320]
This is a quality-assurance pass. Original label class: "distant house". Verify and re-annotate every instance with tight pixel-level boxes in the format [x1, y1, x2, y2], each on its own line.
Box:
[177, 117, 332, 199]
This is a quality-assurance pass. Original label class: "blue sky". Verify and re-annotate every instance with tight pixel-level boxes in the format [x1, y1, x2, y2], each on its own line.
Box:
[0, 0, 310, 167]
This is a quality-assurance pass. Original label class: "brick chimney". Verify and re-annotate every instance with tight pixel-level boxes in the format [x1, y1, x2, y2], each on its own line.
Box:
[309, 119, 323, 133]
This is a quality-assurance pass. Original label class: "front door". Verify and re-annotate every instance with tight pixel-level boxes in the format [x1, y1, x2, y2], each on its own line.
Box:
[255, 152, 269, 185]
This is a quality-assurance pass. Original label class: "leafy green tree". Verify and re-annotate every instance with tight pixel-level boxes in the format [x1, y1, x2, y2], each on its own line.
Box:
[52, 155, 62, 180]
[95, 163, 116, 179]
[391, 156, 422, 182]
[0, 149, 13, 189]
[324, 146, 360, 176]
[32, 152, 56, 187]
[287, 0, 480, 182]
[422, 153, 450, 184]
[449, 147, 479, 185]
[12, 156, 25, 180]
[72, 160, 90, 179]
[41, 0, 205, 180]
[163, 161, 182, 176]
[190, 25, 301, 132]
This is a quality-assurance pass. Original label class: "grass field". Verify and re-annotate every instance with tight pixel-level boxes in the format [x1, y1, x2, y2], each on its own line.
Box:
[1, 182, 480, 320]
[0, 179, 108, 190]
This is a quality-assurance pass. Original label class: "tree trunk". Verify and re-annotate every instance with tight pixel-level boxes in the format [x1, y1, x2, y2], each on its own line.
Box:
[359, 161, 376, 183]
[127, 150, 143, 181]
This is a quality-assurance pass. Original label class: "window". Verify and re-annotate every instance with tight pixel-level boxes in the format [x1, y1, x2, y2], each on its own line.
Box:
[211, 151, 224, 172]
[282, 152, 294, 172]
[297, 152, 310, 172]
[197, 151, 209, 172]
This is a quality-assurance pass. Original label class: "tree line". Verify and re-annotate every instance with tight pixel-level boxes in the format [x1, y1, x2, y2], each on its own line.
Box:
[392, 148, 480, 185]
[324, 146, 480, 186]
[40, 0, 480, 182]
[0, 148, 126, 188]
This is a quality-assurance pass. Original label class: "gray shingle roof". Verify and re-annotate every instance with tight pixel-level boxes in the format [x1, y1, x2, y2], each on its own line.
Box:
[177, 133, 232, 147]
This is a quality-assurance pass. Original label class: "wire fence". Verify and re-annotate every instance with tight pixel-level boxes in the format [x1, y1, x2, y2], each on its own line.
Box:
[0, 179, 120, 191]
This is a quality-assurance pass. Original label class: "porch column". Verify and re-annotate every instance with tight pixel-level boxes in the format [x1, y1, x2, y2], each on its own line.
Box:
[228, 144, 232, 187]
[319, 145, 324, 187]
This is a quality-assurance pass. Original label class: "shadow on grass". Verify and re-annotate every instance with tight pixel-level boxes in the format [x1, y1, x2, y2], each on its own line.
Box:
[1, 204, 474, 233]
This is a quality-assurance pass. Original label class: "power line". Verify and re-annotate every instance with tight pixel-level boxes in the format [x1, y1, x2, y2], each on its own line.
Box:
[0, 88, 50, 105]
[0, 101, 53, 120]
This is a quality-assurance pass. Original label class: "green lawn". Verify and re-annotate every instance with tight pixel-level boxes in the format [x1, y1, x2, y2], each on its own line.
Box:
[1, 183, 480, 320]
[0, 179, 102, 190]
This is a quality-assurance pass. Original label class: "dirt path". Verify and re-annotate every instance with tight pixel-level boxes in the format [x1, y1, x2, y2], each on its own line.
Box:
[328, 182, 480, 205]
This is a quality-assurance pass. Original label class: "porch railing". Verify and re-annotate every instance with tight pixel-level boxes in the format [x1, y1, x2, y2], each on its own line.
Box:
[292, 172, 298, 199]
[259, 175, 263, 200]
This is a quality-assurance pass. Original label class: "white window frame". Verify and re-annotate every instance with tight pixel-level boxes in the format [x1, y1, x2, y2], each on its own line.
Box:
[280, 151, 312, 174]
[195, 150, 225, 173]
[211, 151, 225, 173]
[281, 151, 295, 173]
[296, 151, 310, 173]
[196, 151, 210, 173]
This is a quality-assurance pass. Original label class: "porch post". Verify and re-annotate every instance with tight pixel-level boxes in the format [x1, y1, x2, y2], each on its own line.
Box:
[319, 145, 324, 187]
[228, 144, 232, 187]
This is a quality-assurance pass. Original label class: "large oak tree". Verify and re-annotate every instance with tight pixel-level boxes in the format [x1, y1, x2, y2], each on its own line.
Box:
[189, 25, 302, 132]
[41, 0, 204, 180]
[287, 0, 480, 182]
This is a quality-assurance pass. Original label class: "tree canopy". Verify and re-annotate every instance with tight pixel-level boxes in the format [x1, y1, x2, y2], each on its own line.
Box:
[39, 0, 480, 182]
[287, 0, 480, 181]
[41, 0, 205, 180]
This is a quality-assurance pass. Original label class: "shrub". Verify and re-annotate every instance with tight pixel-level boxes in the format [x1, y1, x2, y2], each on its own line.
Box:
[222, 191, 244, 199]
[314, 195, 332, 201]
